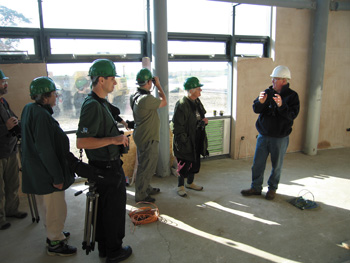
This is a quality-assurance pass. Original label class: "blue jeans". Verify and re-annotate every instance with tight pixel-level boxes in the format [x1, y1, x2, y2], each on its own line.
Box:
[251, 134, 289, 191]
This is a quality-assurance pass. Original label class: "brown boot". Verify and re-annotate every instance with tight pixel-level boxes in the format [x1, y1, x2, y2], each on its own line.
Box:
[185, 182, 203, 191]
[241, 188, 262, 196]
[177, 186, 187, 197]
[265, 189, 276, 200]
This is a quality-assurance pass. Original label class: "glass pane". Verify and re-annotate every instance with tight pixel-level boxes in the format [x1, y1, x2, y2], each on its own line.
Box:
[168, 62, 230, 119]
[235, 4, 271, 36]
[168, 41, 226, 55]
[42, 0, 146, 31]
[236, 43, 264, 57]
[50, 39, 141, 55]
[0, 38, 35, 55]
[47, 62, 141, 132]
[168, 0, 233, 34]
[0, 0, 40, 28]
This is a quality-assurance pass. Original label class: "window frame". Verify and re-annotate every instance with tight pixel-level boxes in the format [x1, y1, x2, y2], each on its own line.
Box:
[168, 32, 270, 61]
[0, 27, 42, 63]
[43, 29, 148, 63]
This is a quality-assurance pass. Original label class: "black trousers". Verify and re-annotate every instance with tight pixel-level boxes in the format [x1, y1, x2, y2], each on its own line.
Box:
[89, 159, 126, 258]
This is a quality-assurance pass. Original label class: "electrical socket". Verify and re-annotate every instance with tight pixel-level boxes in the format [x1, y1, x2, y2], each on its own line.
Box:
[241, 136, 245, 140]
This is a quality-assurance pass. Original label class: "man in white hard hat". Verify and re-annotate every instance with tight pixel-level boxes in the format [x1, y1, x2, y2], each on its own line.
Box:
[241, 65, 300, 200]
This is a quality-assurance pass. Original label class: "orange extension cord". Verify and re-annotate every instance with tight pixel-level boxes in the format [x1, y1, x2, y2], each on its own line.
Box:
[128, 202, 159, 226]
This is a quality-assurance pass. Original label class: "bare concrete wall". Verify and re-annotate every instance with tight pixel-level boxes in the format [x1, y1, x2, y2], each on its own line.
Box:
[319, 10, 350, 149]
[232, 7, 350, 159]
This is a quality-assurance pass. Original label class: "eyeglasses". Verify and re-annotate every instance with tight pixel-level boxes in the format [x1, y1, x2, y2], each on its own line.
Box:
[272, 78, 283, 81]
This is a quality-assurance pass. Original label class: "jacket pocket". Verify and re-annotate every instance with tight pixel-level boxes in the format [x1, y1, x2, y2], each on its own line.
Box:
[174, 134, 192, 154]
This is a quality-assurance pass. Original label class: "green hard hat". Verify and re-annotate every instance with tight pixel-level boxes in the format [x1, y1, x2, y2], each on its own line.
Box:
[30, 77, 58, 96]
[136, 68, 153, 85]
[184, 77, 203, 90]
[0, 70, 9, 80]
[88, 59, 118, 77]
[75, 76, 89, 90]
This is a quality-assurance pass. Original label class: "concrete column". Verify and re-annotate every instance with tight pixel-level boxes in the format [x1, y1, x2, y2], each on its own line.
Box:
[303, 0, 330, 155]
[153, 0, 170, 177]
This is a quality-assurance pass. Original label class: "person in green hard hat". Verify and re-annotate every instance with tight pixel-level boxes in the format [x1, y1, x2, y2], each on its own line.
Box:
[20, 76, 77, 256]
[73, 76, 90, 117]
[130, 68, 167, 203]
[171, 77, 209, 197]
[76, 59, 132, 263]
[0, 69, 27, 231]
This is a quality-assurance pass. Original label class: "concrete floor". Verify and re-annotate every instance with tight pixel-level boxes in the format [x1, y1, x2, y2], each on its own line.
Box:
[1, 147, 350, 263]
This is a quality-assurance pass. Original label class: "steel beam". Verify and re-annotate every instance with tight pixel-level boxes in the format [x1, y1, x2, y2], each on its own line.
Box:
[303, 0, 331, 155]
[153, 0, 171, 177]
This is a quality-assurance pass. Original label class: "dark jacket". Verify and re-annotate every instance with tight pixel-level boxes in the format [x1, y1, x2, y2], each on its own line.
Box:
[253, 83, 300, 138]
[172, 96, 208, 162]
[21, 103, 75, 195]
[0, 97, 18, 159]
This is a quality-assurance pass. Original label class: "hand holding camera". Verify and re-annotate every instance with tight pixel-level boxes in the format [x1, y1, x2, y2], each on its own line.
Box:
[7, 117, 21, 138]
[6, 117, 18, 130]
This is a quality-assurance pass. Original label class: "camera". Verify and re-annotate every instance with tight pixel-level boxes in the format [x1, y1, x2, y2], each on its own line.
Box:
[152, 77, 156, 84]
[126, 120, 135, 129]
[265, 88, 277, 116]
[119, 131, 130, 154]
[265, 88, 277, 99]
[9, 124, 21, 138]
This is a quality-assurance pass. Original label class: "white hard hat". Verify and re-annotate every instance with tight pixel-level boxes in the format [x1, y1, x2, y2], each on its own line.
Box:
[270, 65, 291, 80]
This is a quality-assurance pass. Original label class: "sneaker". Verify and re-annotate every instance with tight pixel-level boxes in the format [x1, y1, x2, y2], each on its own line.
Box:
[47, 240, 77, 256]
[46, 231, 70, 246]
[106, 246, 132, 263]
[185, 182, 203, 191]
[177, 186, 187, 197]
[241, 188, 262, 196]
[265, 189, 276, 200]
[135, 195, 155, 203]
[0, 222, 11, 230]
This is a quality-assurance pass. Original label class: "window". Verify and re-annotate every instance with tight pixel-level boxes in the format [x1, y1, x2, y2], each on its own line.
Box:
[0, 1, 40, 61]
[235, 42, 266, 57]
[47, 62, 139, 131]
[234, 4, 271, 36]
[0, 38, 35, 55]
[168, 62, 230, 119]
[168, 41, 226, 56]
[168, 0, 233, 35]
[0, 0, 40, 28]
[41, 0, 147, 31]
[50, 39, 141, 56]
